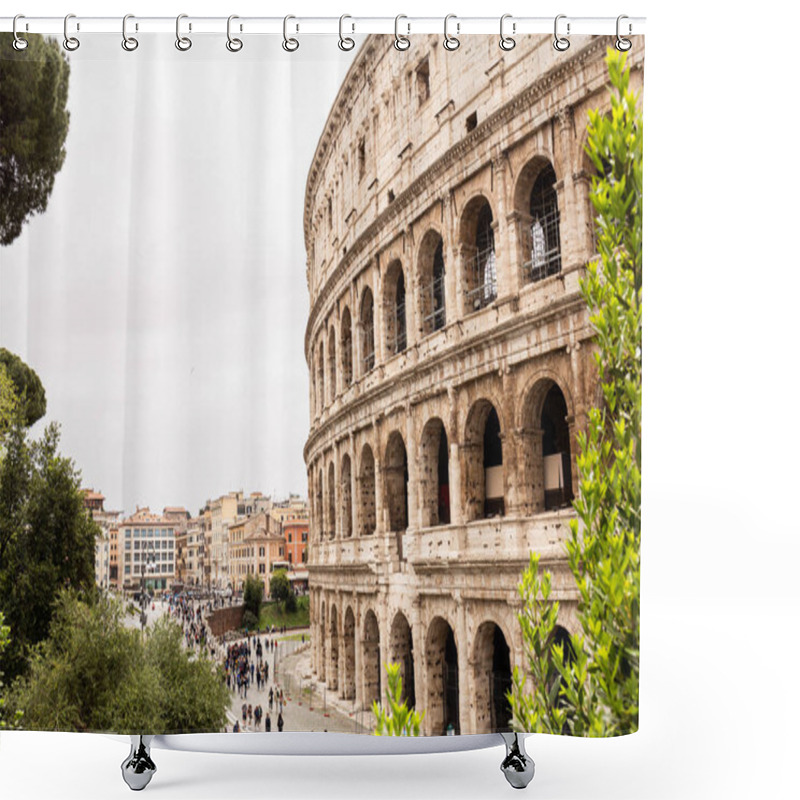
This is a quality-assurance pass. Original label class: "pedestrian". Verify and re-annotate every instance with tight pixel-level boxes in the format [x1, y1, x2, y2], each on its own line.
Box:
[233, 720, 240, 733]
[265, 712, 271, 732]
[248, 704, 253, 725]
[277, 712, 284, 732]
[241, 702, 247, 722]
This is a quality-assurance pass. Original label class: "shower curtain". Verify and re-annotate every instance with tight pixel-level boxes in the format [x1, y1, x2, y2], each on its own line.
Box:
[0, 28, 643, 740]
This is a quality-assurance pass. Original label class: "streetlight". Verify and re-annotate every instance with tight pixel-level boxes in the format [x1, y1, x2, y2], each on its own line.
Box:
[139, 541, 156, 632]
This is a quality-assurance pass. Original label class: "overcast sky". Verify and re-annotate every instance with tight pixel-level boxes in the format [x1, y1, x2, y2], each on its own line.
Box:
[0, 34, 356, 516]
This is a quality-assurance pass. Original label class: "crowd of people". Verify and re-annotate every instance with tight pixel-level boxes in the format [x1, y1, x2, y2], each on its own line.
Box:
[162, 593, 298, 733]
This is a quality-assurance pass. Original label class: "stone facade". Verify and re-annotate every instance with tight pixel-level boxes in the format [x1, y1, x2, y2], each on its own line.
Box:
[303, 35, 644, 735]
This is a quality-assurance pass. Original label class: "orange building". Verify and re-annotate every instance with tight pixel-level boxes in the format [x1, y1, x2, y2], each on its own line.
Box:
[282, 517, 308, 567]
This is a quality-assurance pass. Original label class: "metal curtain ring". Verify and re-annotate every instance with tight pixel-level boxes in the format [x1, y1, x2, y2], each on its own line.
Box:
[283, 15, 299, 52]
[12, 14, 28, 51]
[394, 15, 410, 51]
[122, 14, 138, 51]
[443, 14, 460, 51]
[616, 15, 632, 51]
[499, 14, 515, 51]
[226, 15, 243, 52]
[554, 14, 570, 51]
[175, 13, 192, 51]
[338, 14, 355, 51]
[63, 13, 80, 51]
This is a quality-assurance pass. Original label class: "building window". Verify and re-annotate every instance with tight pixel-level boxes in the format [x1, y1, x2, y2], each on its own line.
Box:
[358, 138, 366, 181]
[415, 59, 430, 106]
[360, 288, 375, 373]
[341, 307, 353, 387]
[463, 200, 497, 312]
[419, 231, 446, 335]
[466, 111, 478, 132]
[526, 164, 562, 282]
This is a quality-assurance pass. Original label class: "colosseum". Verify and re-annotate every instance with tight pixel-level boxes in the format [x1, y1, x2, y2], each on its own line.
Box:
[303, 33, 644, 736]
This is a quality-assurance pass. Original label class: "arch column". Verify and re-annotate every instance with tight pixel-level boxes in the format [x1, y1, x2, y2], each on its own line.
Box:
[456, 597, 470, 735]
[492, 155, 521, 297]
[447, 387, 464, 525]
[405, 405, 419, 535]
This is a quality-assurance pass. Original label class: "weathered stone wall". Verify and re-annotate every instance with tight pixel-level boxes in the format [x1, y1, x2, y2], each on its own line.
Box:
[303, 33, 644, 735]
[207, 604, 244, 638]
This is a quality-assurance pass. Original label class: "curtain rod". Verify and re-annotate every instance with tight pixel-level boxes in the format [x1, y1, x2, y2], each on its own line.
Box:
[0, 16, 646, 37]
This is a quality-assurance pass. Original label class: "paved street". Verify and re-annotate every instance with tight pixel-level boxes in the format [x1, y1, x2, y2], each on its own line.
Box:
[222, 632, 372, 734]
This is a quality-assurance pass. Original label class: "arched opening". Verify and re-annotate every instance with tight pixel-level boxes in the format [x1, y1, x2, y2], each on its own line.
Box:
[363, 610, 381, 708]
[426, 617, 459, 735]
[319, 601, 327, 681]
[473, 622, 512, 733]
[389, 612, 416, 709]
[327, 462, 336, 539]
[541, 384, 573, 510]
[385, 432, 409, 532]
[327, 328, 337, 401]
[360, 288, 375, 374]
[317, 340, 325, 410]
[329, 605, 340, 691]
[384, 260, 407, 355]
[315, 469, 324, 541]
[418, 230, 446, 335]
[340, 454, 353, 538]
[358, 444, 377, 535]
[342, 607, 356, 700]
[420, 418, 450, 527]
[341, 307, 353, 387]
[483, 407, 504, 518]
[527, 164, 561, 282]
[462, 198, 497, 312]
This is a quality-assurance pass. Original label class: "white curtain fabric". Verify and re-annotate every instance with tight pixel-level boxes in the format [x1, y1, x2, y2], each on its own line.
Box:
[0, 36, 354, 513]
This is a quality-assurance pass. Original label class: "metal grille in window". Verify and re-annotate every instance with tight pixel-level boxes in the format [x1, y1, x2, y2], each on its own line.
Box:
[393, 297, 407, 353]
[362, 324, 375, 372]
[422, 272, 446, 331]
[465, 246, 497, 311]
[524, 167, 561, 283]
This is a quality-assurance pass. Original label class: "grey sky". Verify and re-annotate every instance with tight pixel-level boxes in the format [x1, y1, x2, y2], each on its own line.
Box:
[0, 34, 356, 516]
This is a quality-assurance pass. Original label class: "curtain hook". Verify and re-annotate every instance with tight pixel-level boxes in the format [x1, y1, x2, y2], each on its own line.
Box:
[175, 13, 192, 51]
[443, 14, 460, 51]
[394, 15, 410, 51]
[12, 14, 28, 51]
[499, 14, 516, 51]
[226, 15, 243, 52]
[283, 15, 299, 52]
[122, 14, 138, 51]
[63, 13, 80, 51]
[338, 14, 355, 51]
[615, 15, 632, 51]
[554, 14, 570, 51]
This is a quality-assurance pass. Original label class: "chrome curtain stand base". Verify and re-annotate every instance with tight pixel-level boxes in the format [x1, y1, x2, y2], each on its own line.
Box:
[500, 733, 535, 789]
[121, 735, 157, 791]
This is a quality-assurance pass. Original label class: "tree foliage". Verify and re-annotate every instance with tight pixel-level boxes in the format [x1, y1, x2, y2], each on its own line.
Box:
[0, 610, 22, 729]
[510, 49, 642, 737]
[0, 34, 71, 246]
[0, 420, 98, 680]
[372, 662, 425, 737]
[0, 349, 46, 428]
[243, 574, 264, 621]
[0, 364, 21, 442]
[269, 570, 291, 604]
[9, 591, 229, 733]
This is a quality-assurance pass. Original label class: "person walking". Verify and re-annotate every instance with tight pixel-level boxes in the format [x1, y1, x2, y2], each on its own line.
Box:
[265, 712, 271, 732]
[277, 712, 284, 732]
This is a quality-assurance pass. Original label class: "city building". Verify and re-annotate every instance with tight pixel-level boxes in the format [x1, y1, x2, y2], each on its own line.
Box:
[228, 511, 285, 592]
[282, 516, 309, 567]
[303, 35, 644, 735]
[82, 488, 121, 591]
[118, 507, 176, 594]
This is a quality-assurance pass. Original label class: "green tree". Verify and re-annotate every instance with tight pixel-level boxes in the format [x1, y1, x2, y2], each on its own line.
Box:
[0, 34, 71, 246]
[10, 591, 229, 733]
[0, 364, 21, 443]
[269, 569, 291, 604]
[0, 349, 46, 428]
[0, 610, 22, 729]
[509, 49, 642, 738]
[0, 420, 99, 680]
[243, 574, 264, 623]
[373, 662, 425, 736]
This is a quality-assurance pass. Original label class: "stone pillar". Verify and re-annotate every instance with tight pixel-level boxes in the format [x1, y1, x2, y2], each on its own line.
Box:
[455, 593, 470, 735]
[492, 154, 521, 297]
[405, 402, 419, 533]
[373, 258, 385, 365]
[447, 386, 464, 525]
